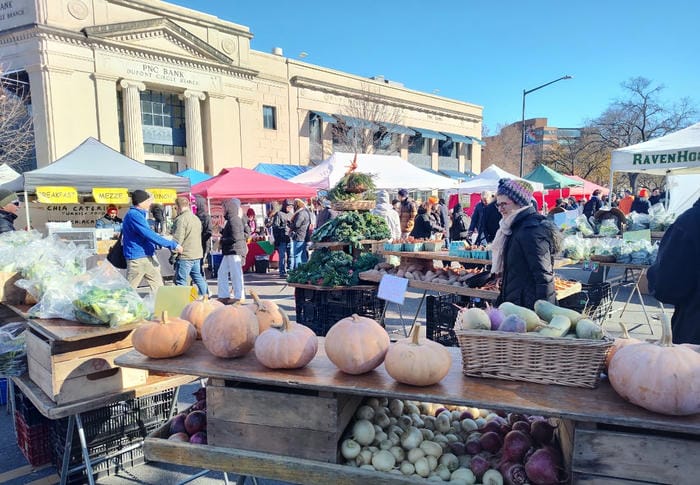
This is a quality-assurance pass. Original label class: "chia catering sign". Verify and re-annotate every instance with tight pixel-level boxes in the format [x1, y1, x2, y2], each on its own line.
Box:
[633, 150, 700, 166]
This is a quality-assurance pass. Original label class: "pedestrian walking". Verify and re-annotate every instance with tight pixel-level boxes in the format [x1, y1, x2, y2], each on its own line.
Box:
[217, 198, 250, 302]
[172, 196, 208, 296]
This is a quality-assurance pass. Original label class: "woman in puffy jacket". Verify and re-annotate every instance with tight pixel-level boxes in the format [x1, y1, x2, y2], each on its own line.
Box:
[449, 204, 471, 241]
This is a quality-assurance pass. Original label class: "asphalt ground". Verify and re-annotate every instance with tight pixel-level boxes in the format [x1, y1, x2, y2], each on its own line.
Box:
[0, 265, 667, 484]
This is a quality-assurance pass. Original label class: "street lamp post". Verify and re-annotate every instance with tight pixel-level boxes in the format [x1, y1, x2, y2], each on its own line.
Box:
[519, 75, 572, 176]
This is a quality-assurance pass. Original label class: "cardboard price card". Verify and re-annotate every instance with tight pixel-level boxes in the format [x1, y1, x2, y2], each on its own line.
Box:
[93, 188, 130, 204]
[147, 188, 177, 204]
[36, 186, 78, 204]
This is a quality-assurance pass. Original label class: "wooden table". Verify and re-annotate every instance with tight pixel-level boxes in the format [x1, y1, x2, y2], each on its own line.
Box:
[116, 342, 700, 485]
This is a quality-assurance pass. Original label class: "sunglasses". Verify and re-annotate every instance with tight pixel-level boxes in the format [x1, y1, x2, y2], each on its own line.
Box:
[11, 200, 20, 207]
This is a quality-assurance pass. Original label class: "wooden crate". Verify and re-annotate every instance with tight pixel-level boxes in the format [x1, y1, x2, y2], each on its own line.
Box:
[572, 424, 700, 484]
[207, 379, 362, 463]
[25, 329, 148, 405]
[0, 271, 27, 304]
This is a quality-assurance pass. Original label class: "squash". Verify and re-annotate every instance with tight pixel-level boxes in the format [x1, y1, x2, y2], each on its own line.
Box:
[575, 318, 604, 340]
[533, 300, 584, 326]
[246, 290, 284, 333]
[384, 322, 451, 386]
[132, 311, 197, 359]
[325, 314, 390, 374]
[180, 295, 224, 339]
[254, 310, 318, 369]
[608, 314, 700, 416]
[455, 307, 491, 330]
[605, 322, 642, 367]
[201, 303, 259, 358]
[499, 302, 541, 331]
[537, 315, 571, 337]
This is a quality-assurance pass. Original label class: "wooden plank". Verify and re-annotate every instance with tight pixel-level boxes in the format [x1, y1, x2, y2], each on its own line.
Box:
[557, 419, 576, 482]
[337, 394, 363, 438]
[358, 271, 498, 300]
[25, 316, 140, 342]
[143, 437, 428, 485]
[25, 327, 133, 357]
[573, 474, 656, 484]
[115, 341, 700, 436]
[287, 283, 377, 291]
[573, 428, 700, 483]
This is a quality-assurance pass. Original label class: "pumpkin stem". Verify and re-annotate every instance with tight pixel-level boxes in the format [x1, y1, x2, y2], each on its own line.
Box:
[659, 313, 673, 347]
[618, 321, 630, 339]
[160, 310, 168, 324]
[280, 310, 290, 331]
[250, 290, 263, 309]
[410, 322, 421, 345]
[202, 295, 209, 302]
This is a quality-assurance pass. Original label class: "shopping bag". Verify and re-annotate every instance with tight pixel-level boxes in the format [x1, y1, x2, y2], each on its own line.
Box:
[106, 236, 127, 269]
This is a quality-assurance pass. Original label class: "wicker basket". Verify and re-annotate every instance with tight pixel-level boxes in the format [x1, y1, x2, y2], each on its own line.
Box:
[456, 329, 613, 388]
[331, 200, 376, 211]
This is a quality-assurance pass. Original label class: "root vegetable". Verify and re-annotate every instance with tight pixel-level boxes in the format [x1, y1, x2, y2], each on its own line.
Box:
[169, 414, 187, 435]
[184, 411, 207, 435]
[352, 420, 375, 446]
[475, 417, 487, 428]
[486, 304, 506, 330]
[401, 426, 424, 450]
[365, 397, 380, 410]
[469, 454, 490, 480]
[189, 431, 207, 444]
[439, 452, 459, 471]
[379, 439, 392, 450]
[389, 425, 404, 437]
[445, 433, 460, 443]
[389, 445, 405, 462]
[405, 402, 421, 415]
[389, 398, 404, 417]
[461, 418, 478, 432]
[423, 416, 436, 430]
[465, 435, 482, 455]
[408, 447, 425, 463]
[355, 405, 375, 421]
[427, 454, 438, 471]
[421, 428, 435, 441]
[511, 421, 531, 434]
[436, 463, 452, 480]
[420, 440, 444, 458]
[341, 439, 361, 460]
[374, 431, 388, 444]
[451, 468, 476, 484]
[374, 411, 391, 429]
[436, 413, 452, 433]
[378, 397, 389, 407]
[482, 468, 504, 485]
[411, 413, 425, 428]
[398, 415, 413, 430]
[415, 457, 430, 477]
[371, 449, 396, 472]
[387, 431, 401, 445]
[524, 448, 560, 485]
[168, 432, 189, 442]
[530, 419, 557, 445]
[479, 431, 503, 453]
[356, 449, 373, 466]
[502, 430, 532, 463]
[448, 441, 466, 456]
[400, 461, 415, 475]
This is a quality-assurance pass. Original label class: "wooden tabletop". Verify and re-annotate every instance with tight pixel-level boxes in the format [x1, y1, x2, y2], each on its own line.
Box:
[11, 372, 197, 419]
[382, 251, 575, 270]
[116, 341, 700, 435]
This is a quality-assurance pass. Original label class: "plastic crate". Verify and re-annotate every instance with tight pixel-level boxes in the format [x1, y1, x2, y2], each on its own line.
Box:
[558, 282, 613, 325]
[294, 286, 383, 336]
[15, 411, 52, 467]
[425, 294, 487, 347]
[14, 388, 46, 427]
[0, 378, 6, 405]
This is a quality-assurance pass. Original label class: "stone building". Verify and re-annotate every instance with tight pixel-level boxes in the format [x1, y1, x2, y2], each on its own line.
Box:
[0, 0, 483, 176]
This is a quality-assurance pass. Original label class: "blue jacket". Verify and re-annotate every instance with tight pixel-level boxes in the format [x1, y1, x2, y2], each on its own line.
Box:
[121, 206, 177, 260]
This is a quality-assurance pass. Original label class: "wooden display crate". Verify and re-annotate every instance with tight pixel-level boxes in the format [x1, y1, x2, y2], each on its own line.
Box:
[25, 328, 148, 405]
[207, 379, 362, 463]
[0, 271, 27, 304]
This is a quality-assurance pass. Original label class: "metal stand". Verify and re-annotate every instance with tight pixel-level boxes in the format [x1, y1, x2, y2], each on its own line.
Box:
[380, 301, 407, 336]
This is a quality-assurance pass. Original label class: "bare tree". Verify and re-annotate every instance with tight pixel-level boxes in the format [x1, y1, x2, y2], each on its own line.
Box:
[333, 84, 404, 155]
[0, 70, 35, 170]
[541, 129, 610, 184]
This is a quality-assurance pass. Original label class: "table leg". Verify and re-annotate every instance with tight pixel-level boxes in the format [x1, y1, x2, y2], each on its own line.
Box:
[59, 415, 75, 485]
[75, 413, 96, 485]
[408, 290, 428, 338]
[169, 386, 181, 418]
[8, 379, 17, 439]
[620, 270, 654, 335]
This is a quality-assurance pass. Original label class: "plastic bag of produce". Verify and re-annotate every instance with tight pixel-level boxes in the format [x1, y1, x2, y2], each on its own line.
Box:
[626, 212, 651, 231]
[648, 203, 676, 232]
[561, 235, 588, 261]
[574, 215, 595, 236]
[72, 263, 149, 326]
[0, 321, 27, 376]
[598, 219, 620, 237]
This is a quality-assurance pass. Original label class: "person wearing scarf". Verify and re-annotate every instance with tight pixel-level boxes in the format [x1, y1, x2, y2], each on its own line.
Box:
[491, 179, 560, 309]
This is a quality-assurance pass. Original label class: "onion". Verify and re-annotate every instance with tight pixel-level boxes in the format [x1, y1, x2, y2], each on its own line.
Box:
[530, 419, 557, 446]
[469, 454, 491, 480]
[451, 468, 476, 483]
[408, 447, 425, 464]
[439, 452, 459, 472]
[502, 430, 532, 463]
[465, 435, 482, 455]
[401, 426, 424, 450]
[400, 461, 415, 475]
[355, 405, 375, 421]
[415, 457, 431, 477]
[389, 399, 404, 417]
[525, 448, 561, 485]
[479, 431, 503, 453]
[500, 461, 527, 485]
[374, 411, 391, 429]
[389, 445, 405, 462]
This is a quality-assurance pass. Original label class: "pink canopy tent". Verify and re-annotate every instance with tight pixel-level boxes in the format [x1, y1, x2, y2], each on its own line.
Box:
[190, 167, 317, 202]
[566, 176, 609, 197]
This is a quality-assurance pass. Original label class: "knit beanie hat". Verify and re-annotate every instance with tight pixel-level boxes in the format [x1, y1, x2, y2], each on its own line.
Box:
[496, 178, 534, 207]
[0, 189, 17, 207]
[131, 190, 151, 206]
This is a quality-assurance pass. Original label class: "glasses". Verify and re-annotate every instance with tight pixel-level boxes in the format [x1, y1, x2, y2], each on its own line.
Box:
[496, 201, 511, 209]
[11, 200, 20, 207]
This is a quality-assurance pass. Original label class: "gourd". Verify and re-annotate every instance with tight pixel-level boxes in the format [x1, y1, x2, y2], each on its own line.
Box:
[132, 311, 197, 359]
[533, 300, 584, 326]
[455, 307, 491, 331]
[201, 303, 259, 358]
[246, 290, 283, 333]
[180, 295, 224, 339]
[605, 322, 641, 367]
[384, 322, 452, 386]
[499, 302, 541, 331]
[608, 314, 700, 416]
[254, 310, 318, 369]
[325, 314, 390, 374]
[498, 314, 526, 333]
[537, 315, 571, 337]
[575, 318, 604, 340]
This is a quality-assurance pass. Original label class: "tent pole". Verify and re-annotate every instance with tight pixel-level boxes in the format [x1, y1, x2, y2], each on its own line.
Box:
[23, 190, 30, 230]
[608, 170, 614, 203]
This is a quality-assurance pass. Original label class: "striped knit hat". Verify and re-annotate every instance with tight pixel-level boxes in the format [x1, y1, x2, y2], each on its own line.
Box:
[497, 178, 534, 207]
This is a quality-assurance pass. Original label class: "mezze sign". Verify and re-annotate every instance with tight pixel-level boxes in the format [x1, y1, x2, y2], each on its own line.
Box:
[632, 150, 700, 166]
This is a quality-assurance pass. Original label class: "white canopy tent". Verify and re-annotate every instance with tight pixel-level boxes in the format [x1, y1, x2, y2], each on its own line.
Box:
[289, 152, 457, 190]
[0, 164, 23, 191]
[611, 122, 700, 215]
[448, 164, 545, 195]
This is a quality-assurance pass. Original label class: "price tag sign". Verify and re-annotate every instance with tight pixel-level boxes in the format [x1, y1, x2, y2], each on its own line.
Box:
[377, 274, 409, 305]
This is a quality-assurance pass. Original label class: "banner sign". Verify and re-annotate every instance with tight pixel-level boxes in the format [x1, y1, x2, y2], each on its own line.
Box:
[92, 188, 130, 204]
[36, 186, 78, 204]
[147, 188, 177, 204]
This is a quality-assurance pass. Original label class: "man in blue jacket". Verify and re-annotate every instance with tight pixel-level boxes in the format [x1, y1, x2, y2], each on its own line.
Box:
[122, 190, 182, 293]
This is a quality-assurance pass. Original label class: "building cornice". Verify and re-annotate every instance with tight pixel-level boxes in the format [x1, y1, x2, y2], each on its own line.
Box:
[291, 76, 482, 124]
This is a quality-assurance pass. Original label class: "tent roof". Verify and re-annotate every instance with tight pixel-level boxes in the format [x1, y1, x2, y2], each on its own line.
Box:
[0, 164, 23, 191]
[176, 168, 212, 186]
[288, 152, 457, 190]
[451, 165, 545, 194]
[191, 167, 317, 202]
[524, 164, 582, 189]
[611, 122, 700, 175]
[23, 138, 191, 192]
[253, 163, 310, 180]
[566, 175, 609, 196]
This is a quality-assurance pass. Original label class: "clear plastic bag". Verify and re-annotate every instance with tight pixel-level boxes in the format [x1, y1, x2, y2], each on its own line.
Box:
[575, 215, 595, 236]
[626, 212, 651, 231]
[598, 219, 620, 237]
[0, 321, 27, 376]
[562, 235, 589, 261]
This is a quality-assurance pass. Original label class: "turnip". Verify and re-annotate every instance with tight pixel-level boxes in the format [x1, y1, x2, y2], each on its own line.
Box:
[352, 420, 375, 446]
[340, 439, 361, 460]
[524, 447, 560, 485]
[426, 454, 438, 471]
[389, 398, 404, 417]
[355, 405, 375, 421]
[189, 431, 207, 444]
[168, 432, 189, 442]
[184, 411, 206, 435]
[387, 431, 401, 446]
[499, 314, 527, 333]
[500, 461, 527, 485]
[400, 461, 415, 475]
[475, 417, 487, 428]
[451, 468, 476, 484]
[421, 428, 435, 441]
[502, 430, 532, 463]
[445, 433, 460, 443]
[398, 415, 413, 431]
[448, 441, 466, 456]
[479, 431, 503, 453]
[461, 418, 478, 432]
[373, 411, 391, 429]
[400, 426, 423, 450]
[373, 431, 387, 444]
[439, 452, 459, 472]
[405, 402, 421, 415]
[407, 447, 425, 464]
[169, 414, 187, 435]
[365, 397, 380, 410]
[420, 440, 443, 458]
[486, 303, 506, 330]
[458, 454, 472, 468]
[530, 419, 557, 445]
[378, 439, 392, 450]
[469, 454, 490, 480]
[414, 457, 430, 477]
[389, 445, 405, 462]
[482, 468, 504, 485]
[511, 421, 531, 434]
[435, 412, 452, 433]
[423, 415, 436, 430]
[436, 463, 452, 481]
[371, 449, 396, 472]
[355, 448, 372, 466]
[410, 413, 425, 428]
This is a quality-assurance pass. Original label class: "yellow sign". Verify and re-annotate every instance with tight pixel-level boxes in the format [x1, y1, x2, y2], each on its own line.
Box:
[147, 188, 177, 204]
[92, 188, 130, 204]
[36, 186, 78, 204]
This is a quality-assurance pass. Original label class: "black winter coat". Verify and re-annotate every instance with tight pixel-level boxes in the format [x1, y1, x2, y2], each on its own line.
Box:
[583, 197, 602, 219]
[449, 212, 470, 241]
[478, 202, 501, 243]
[220, 203, 250, 257]
[270, 210, 290, 244]
[496, 207, 557, 309]
[0, 210, 17, 234]
[630, 198, 651, 214]
[648, 198, 700, 344]
[410, 207, 443, 239]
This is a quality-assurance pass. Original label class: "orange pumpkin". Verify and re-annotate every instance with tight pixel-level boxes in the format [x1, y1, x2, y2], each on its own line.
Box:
[608, 315, 700, 416]
[325, 314, 390, 375]
[201, 303, 259, 358]
[132, 311, 197, 359]
[384, 322, 451, 386]
[254, 310, 318, 369]
[605, 322, 642, 368]
[246, 290, 284, 333]
[180, 295, 224, 339]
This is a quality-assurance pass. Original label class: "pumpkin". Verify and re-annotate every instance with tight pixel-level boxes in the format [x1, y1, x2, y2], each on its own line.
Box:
[384, 322, 451, 386]
[608, 314, 700, 416]
[246, 290, 284, 333]
[201, 303, 259, 358]
[605, 322, 642, 368]
[325, 314, 390, 375]
[132, 311, 197, 359]
[180, 295, 224, 339]
[254, 310, 318, 369]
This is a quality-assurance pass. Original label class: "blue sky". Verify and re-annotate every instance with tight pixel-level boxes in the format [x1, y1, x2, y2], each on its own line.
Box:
[169, 0, 699, 134]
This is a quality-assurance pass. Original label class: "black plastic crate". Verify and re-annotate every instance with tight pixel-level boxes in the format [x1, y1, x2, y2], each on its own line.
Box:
[294, 286, 383, 336]
[558, 282, 613, 325]
[425, 294, 486, 347]
[14, 387, 47, 427]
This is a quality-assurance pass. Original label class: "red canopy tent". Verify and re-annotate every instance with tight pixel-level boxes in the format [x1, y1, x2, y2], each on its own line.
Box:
[565, 175, 609, 197]
[190, 167, 317, 202]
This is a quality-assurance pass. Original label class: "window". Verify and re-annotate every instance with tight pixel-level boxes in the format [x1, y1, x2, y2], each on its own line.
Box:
[438, 139, 456, 158]
[408, 135, 430, 155]
[263, 105, 277, 130]
[309, 113, 322, 145]
[146, 160, 179, 174]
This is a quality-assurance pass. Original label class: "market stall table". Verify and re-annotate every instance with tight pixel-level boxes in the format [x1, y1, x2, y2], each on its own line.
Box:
[115, 341, 700, 485]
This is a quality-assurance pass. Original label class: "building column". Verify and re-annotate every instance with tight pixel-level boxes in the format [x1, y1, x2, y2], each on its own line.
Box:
[92, 73, 120, 151]
[119, 79, 146, 162]
[181, 90, 206, 171]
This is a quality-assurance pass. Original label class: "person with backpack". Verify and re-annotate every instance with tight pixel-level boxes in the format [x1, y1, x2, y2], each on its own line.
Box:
[268, 200, 291, 277]
[583, 189, 603, 220]
[449, 204, 471, 242]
